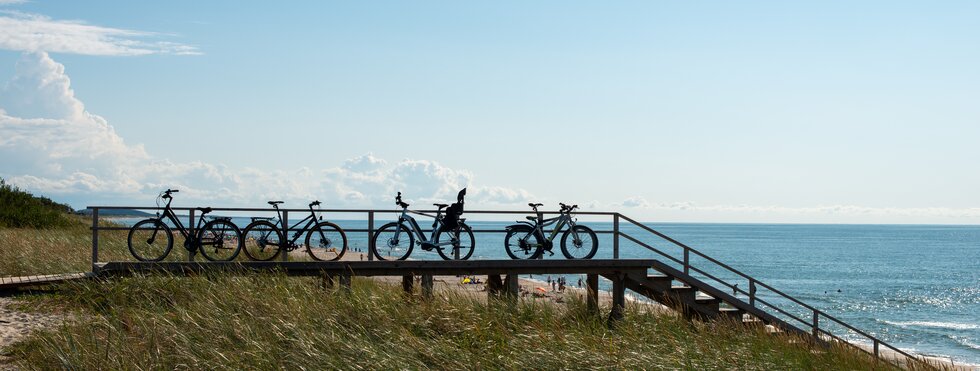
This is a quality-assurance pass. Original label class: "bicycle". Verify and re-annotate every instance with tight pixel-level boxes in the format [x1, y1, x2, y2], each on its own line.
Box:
[240, 200, 348, 261]
[371, 189, 475, 261]
[127, 189, 243, 261]
[503, 202, 598, 260]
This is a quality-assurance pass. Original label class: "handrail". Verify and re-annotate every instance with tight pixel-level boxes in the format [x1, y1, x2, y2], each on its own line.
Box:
[614, 213, 929, 368]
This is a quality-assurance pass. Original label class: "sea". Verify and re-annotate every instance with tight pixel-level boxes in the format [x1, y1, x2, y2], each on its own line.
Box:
[113, 216, 980, 365]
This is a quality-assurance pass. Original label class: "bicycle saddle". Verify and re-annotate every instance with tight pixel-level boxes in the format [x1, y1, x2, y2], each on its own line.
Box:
[526, 216, 537, 221]
[268, 201, 284, 205]
[528, 203, 543, 207]
[433, 203, 448, 209]
[250, 216, 273, 222]
[196, 207, 213, 215]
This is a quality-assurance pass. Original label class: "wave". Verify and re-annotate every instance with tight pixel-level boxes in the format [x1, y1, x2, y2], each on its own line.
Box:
[955, 338, 980, 351]
[880, 320, 980, 330]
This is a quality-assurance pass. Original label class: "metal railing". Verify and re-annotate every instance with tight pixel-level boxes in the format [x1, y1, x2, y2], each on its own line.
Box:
[87, 206, 926, 368]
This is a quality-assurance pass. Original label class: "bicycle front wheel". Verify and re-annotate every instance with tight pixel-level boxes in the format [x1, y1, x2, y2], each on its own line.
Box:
[504, 224, 543, 260]
[198, 219, 243, 261]
[242, 220, 282, 261]
[306, 222, 348, 261]
[128, 219, 174, 261]
[560, 225, 598, 259]
[435, 223, 475, 260]
[371, 222, 414, 260]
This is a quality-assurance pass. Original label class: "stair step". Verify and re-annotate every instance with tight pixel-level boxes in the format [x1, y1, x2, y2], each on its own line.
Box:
[646, 275, 673, 282]
[719, 307, 744, 321]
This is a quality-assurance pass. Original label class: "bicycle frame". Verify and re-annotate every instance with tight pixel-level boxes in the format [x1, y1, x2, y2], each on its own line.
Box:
[393, 209, 457, 248]
[261, 207, 322, 246]
[523, 210, 583, 245]
[155, 198, 206, 242]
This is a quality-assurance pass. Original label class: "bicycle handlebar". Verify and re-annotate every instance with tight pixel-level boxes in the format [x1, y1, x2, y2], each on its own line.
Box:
[309, 200, 321, 207]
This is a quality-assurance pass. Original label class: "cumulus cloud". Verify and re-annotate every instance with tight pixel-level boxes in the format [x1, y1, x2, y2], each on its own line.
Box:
[0, 52, 534, 209]
[622, 196, 650, 208]
[0, 11, 199, 55]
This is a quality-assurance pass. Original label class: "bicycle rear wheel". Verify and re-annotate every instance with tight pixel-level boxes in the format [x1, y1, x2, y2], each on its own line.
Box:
[435, 223, 475, 260]
[306, 222, 348, 261]
[198, 219, 243, 261]
[504, 225, 543, 259]
[128, 219, 174, 261]
[242, 220, 283, 261]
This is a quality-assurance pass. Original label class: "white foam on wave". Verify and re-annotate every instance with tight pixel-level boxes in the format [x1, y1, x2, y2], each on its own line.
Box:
[880, 320, 980, 330]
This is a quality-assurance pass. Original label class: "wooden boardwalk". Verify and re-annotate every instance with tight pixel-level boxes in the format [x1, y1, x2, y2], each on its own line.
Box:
[0, 272, 93, 291]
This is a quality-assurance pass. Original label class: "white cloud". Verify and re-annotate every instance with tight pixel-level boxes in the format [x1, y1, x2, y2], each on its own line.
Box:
[0, 1, 28, 5]
[622, 196, 649, 208]
[0, 11, 199, 55]
[0, 52, 534, 209]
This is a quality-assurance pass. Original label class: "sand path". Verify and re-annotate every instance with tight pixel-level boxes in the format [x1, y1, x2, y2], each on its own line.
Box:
[0, 297, 66, 370]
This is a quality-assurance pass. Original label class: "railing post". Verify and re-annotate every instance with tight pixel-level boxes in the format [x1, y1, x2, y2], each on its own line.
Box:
[281, 210, 289, 262]
[683, 248, 690, 275]
[367, 211, 374, 261]
[812, 310, 819, 338]
[613, 214, 620, 259]
[187, 209, 196, 261]
[749, 279, 756, 306]
[873, 339, 879, 358]
[91, 208, 99, 270]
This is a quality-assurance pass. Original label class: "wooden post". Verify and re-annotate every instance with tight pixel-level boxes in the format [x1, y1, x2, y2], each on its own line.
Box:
[402, 275, 413, 294]
[613, 214, 620, 259]
[608, 273, 626, 325]
[367, 211, 375, 261]
[683, 248, 690, 275]
[421, 274, 433, 299]
[487, 274, 503, 298]
[812, 310, 819, 338]
[749, 279, 757, 306]
[587, 274, 599, 314]
[504, 274, 519, 302]
[321, 273, 335, 289]
[187, 209, 196, 261]
[91, 208, 99, 270]
[339, 274, 351, 292]
[280, 210, 289, 262]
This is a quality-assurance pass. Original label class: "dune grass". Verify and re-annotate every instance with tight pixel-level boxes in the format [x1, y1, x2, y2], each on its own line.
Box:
[6, 273, 893, 370]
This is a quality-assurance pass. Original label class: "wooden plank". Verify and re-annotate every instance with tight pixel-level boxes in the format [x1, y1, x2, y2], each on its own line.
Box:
[96, 259, 658, 277]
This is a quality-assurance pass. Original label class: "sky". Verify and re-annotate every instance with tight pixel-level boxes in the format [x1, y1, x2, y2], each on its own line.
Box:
[0, 1, 979, 223]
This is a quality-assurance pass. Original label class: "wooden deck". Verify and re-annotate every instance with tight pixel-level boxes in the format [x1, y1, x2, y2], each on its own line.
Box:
[93, 259, 658, 277]
[0, 272, 94, 291]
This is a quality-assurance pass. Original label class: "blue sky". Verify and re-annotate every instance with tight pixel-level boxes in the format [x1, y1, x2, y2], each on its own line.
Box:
[1, 1, 979, 223]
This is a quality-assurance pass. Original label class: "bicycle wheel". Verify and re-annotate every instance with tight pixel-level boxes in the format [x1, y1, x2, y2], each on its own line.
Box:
[128, 219, 174, 261]
[242, 220, 283, 261]
[306, 222, 348, 261]
[435, 223, 475, 260]
[371, 222, 414, 260]
[197, 219, 243, 261]
[560, 225, 598, 259]
[504, 224, 543, 259]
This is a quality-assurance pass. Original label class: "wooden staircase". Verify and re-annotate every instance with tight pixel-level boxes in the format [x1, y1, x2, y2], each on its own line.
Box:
[616, 261, 805, 337]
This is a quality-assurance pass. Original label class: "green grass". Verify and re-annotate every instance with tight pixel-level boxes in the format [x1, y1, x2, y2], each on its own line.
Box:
[0, 178, 76, 229]
[7, 274, 893, 370]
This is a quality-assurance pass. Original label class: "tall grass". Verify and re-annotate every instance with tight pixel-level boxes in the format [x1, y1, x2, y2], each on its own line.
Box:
[6, 274, 892, 370]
